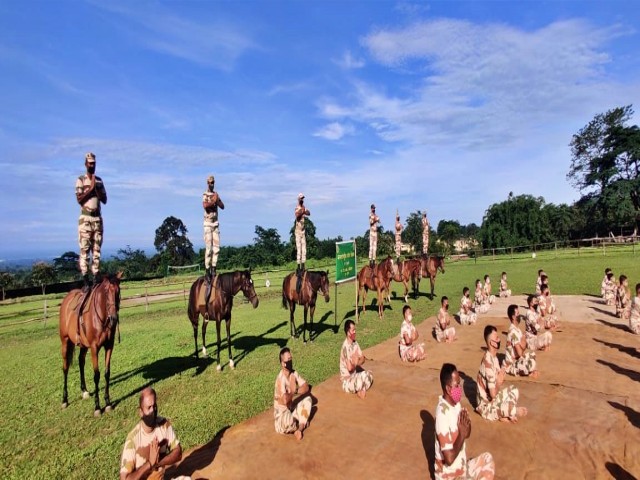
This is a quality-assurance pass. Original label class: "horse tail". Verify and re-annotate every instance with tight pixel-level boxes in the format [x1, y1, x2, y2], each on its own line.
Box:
[282, 276, 290, 309]
[187, 279, 199, 324]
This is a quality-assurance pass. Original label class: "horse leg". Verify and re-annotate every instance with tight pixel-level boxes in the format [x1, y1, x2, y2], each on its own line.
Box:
[103, 346, 113, 412]
[403, 279, 409, 304]
[90, 347, 102, 416]
[79, 347, 90, 399]
[430, 276, 435, 300]
[309, 304, 316, 343]
[215, 320, 222, 372]
[61, 339, 74, 408]
[302, 306, 308, 344]
[201, 319, 208, 358]
[193, 323, 199, 360]
[290, 304, 298, 339]
[226, 319, 234, 370]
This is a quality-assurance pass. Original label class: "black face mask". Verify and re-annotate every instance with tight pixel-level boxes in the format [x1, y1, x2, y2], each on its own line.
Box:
[284, 360, 293, 372]
[142, 412, 156, 428]
[492, 339, 501, 350]
[87, 166, 96, 175]
[208, 183, 214, 192]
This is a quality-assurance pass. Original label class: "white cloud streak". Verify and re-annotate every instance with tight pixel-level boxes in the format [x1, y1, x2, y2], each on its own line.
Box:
[312, 122, 355, 141]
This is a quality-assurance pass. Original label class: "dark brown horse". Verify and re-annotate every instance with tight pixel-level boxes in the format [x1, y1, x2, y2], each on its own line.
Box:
[59, 272, 122, 416]
[388, 258, 422, 303]
[417, 255, 446, 299]
[282, 270, 330, 344]
[357, 256, 395, 320]
[187, 270, 259, 371]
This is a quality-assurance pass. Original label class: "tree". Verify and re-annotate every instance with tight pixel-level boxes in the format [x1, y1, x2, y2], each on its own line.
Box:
[114, 246, 149, 279]
[53, 251, 80, 280]
[0, 272, 15, 300]
[154, 216, 195, 270]
[288, 217, 319, 261]
[30, 262, 58, 295]
[568, 105, 640, 232]
[253, 225, 286, 267]
[402, 210, 427, 253]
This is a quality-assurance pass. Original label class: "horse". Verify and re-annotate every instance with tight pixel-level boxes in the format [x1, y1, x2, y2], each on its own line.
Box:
[417, 255, 446, 299]
[187, 270, 259, 371]
[282, 270, 330, 343]
[357, 256, 395, 320]
[388, 258, 423, 303]
[59, 272, 122, 416]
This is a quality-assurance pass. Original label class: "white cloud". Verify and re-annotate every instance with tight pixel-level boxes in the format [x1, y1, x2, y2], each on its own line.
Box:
[334, 50, 365, 69]
[312, 122, 355, 141]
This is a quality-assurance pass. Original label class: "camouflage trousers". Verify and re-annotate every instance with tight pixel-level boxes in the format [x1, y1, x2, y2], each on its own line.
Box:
[435, 326, 456, 343]
[604, 290, 615, 306]
[543, 315, 558, 330]
[526, 331, 552, 351]
[422, 234, 429, 254]
[506, 351, 537, 376]
[466, 452, 495, 480]
[475, 303, 489, 314]
[477, 384, 519, 421]
[630, 314, 640, 335]
[499, 289, 511, 298]
[459, 311, 477, 325]
[342, 369, 373, 394]
[399, 342, 425, 362]
[395, 235, 401, 257]
[204, 224, 220, 269]
[369, 233, 377, 261]
[274, 396, 312, 434]
[295, 231, 306, 264]
[78, 215, 103, 276]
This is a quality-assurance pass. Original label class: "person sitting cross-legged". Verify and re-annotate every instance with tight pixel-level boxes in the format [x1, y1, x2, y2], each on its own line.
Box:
[398, 305, 426, 362]
[435, 296, 457, 343]
[340, 319, 373, 399]
[476, 325, 528, 423]
[504, 304, 539, 378]
[525, 294, 552, 351]
[458, 287, 478, 326]
[273, 347, 312, 440]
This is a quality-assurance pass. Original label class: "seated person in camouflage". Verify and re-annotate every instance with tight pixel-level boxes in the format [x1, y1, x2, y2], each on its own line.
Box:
[458, 287, 477, 326]
[525, 295, 552, 351]
[340, 320, 373, 399]
[120, 387, 182, 480]
[435, 296, 457, 343]
[483, 275, 496, 304]
[602, 271, 616, 306]
[499, 272, 511, 298]
[616, 275, 631, 320]
[539, 275, 557, 315]
[600, 267, 612, 298]
[535, 269, 545, 295]
[398, 305, 426, 362]
[630, 283, 640, 335]
[274, 347, 312, 441]
[538, 284, 558, 331]
[476, 325, 527, 423]
[474, 280, 489, 314]
[504, 305, 539, 378]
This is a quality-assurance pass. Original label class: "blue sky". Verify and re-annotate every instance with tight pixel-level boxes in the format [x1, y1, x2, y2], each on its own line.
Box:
[0, 1, 638, 260]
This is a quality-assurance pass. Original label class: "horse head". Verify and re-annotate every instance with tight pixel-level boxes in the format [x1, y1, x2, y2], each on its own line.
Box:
[437, 256, 446, 274]
[320, 270, 330, 303]
[97, 272, 123, 334]
[240, 270, 259, 308]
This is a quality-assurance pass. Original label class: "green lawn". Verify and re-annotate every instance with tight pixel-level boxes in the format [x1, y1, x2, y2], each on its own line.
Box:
[0, 252, 638, 479]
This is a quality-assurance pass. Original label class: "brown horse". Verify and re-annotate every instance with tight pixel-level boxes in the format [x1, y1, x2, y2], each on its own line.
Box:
[187, 270, 259, 371]
[417, 255, 446, 299]
[59, 272, 122, 416]
[389, 259, 423, 303]
[282, 270, 330, 343]
[357, 256, 395, 320]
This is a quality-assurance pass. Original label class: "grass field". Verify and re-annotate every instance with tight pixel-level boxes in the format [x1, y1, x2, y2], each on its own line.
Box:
[0, 251, 639, 479]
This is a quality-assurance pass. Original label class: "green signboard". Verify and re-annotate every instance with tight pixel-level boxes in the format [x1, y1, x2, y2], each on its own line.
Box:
[335, 240, 356, 283]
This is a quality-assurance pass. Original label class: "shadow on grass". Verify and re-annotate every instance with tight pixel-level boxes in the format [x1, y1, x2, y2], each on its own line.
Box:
[596, 359, 640, 383]
[608, 401, 640, 428]
[589, 306, 618, 318]
[594, 318, 630, 333]
[605, 461, 637, 479]
[593, 338, 640, 359]
[232, 321, 288, 366]
[166, 426, 229, 480]
[458, 370, 477, 409]
[420, 409, 436, 480]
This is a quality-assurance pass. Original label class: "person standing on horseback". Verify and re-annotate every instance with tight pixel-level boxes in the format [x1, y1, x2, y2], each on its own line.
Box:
[76, 152, 107, 292]
[369, 204, 380, 268]
[422, 211, 430, 255]
[294, 193, 310, 291]
[395, 211, 403, 259]
[203, 175, 225, 283]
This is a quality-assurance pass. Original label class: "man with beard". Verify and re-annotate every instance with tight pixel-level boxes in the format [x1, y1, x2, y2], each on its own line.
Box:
[75, 152, 107, 291]
[120, 387, 182, 480]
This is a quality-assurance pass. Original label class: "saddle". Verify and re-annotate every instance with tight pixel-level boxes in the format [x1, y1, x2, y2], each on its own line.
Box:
[294, 271, 307, 305]
[73, 286, 96, 346]
[198, 277, 219, 320]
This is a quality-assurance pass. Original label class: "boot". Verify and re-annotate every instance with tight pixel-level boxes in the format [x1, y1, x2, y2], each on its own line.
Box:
[301, 262, 306, 272]
[82, 274, 92, 293]
[93, 272, 102, 286]
[210, 266, 216, 280]
[296, 265, 302, 294]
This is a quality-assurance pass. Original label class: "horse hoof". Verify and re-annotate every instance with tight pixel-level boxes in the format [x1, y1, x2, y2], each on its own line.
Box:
[94, 409, 102, 417]
[216, 364, 222, 372]
[82, 391, 90, 400]
[105, 405, 113, 413]
[202, 348, 208, 358]
[61, 402, 68, 409]
[229, 359, 235, 370]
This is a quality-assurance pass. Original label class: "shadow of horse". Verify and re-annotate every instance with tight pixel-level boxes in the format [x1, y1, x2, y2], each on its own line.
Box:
[420, 410, 436, 480]
[232, 321, 288, 366]
[596, 359, 640, 383]
[166, 426, 229, 480]
[594, 318, 631, 333]
[593, 338, 640, 359]
[608, 401, 640, 429]
[309, 310, 339, 338]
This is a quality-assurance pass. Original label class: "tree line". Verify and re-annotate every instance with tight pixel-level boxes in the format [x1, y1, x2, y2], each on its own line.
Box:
[1, 105, 638, 294]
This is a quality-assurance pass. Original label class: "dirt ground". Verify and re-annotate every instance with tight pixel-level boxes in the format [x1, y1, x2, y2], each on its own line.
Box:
[166, 294, 640, 480]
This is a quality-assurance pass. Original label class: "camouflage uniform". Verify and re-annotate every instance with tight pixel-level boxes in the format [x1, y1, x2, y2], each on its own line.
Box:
[630, 296, 640, 335]
[422, 215, 430, 254]
[203, 180, 222, 271]
[294, 198, 308, 265]
[399, 319, 425, 362]
[499, 278, 511, 298]
[435, 308, 456, 342]
[120, 417, 180, 476]
[616, 285, 630, 320]
[394, 218, 403, 258]
[474, 287, 490, 314]
[535, 276, 542, 295]
[76, 158, 106, 276]
[273, 369, 312, 434]
[369, 210, 379, 262]
[505, 323, 537, 376]
[434, 395, 495, 480]
[525, 308, 552, 350]
[538, 295, 558, 329]
[476, 351, 519, 421]
[458, 295, 477, 326]
[483, 280, 495, 304]
[603, 278, 616, 306]
[340, 338, 373, 394]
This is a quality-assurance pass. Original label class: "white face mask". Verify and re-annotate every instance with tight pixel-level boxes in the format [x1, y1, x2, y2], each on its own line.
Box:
[406, 314, 413, 322]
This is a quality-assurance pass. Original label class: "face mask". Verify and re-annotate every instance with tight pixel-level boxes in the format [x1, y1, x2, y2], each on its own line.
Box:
[406, 314, 413, 322]
[445, 304, 449, 310]
[142, 412, 156, 428]
[492, 339, 501, 350]
[284, 359, 293, 372]
[87, 165, 96, 175]
[208, 183, 214, 192]
[450, 385, 463, 404]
